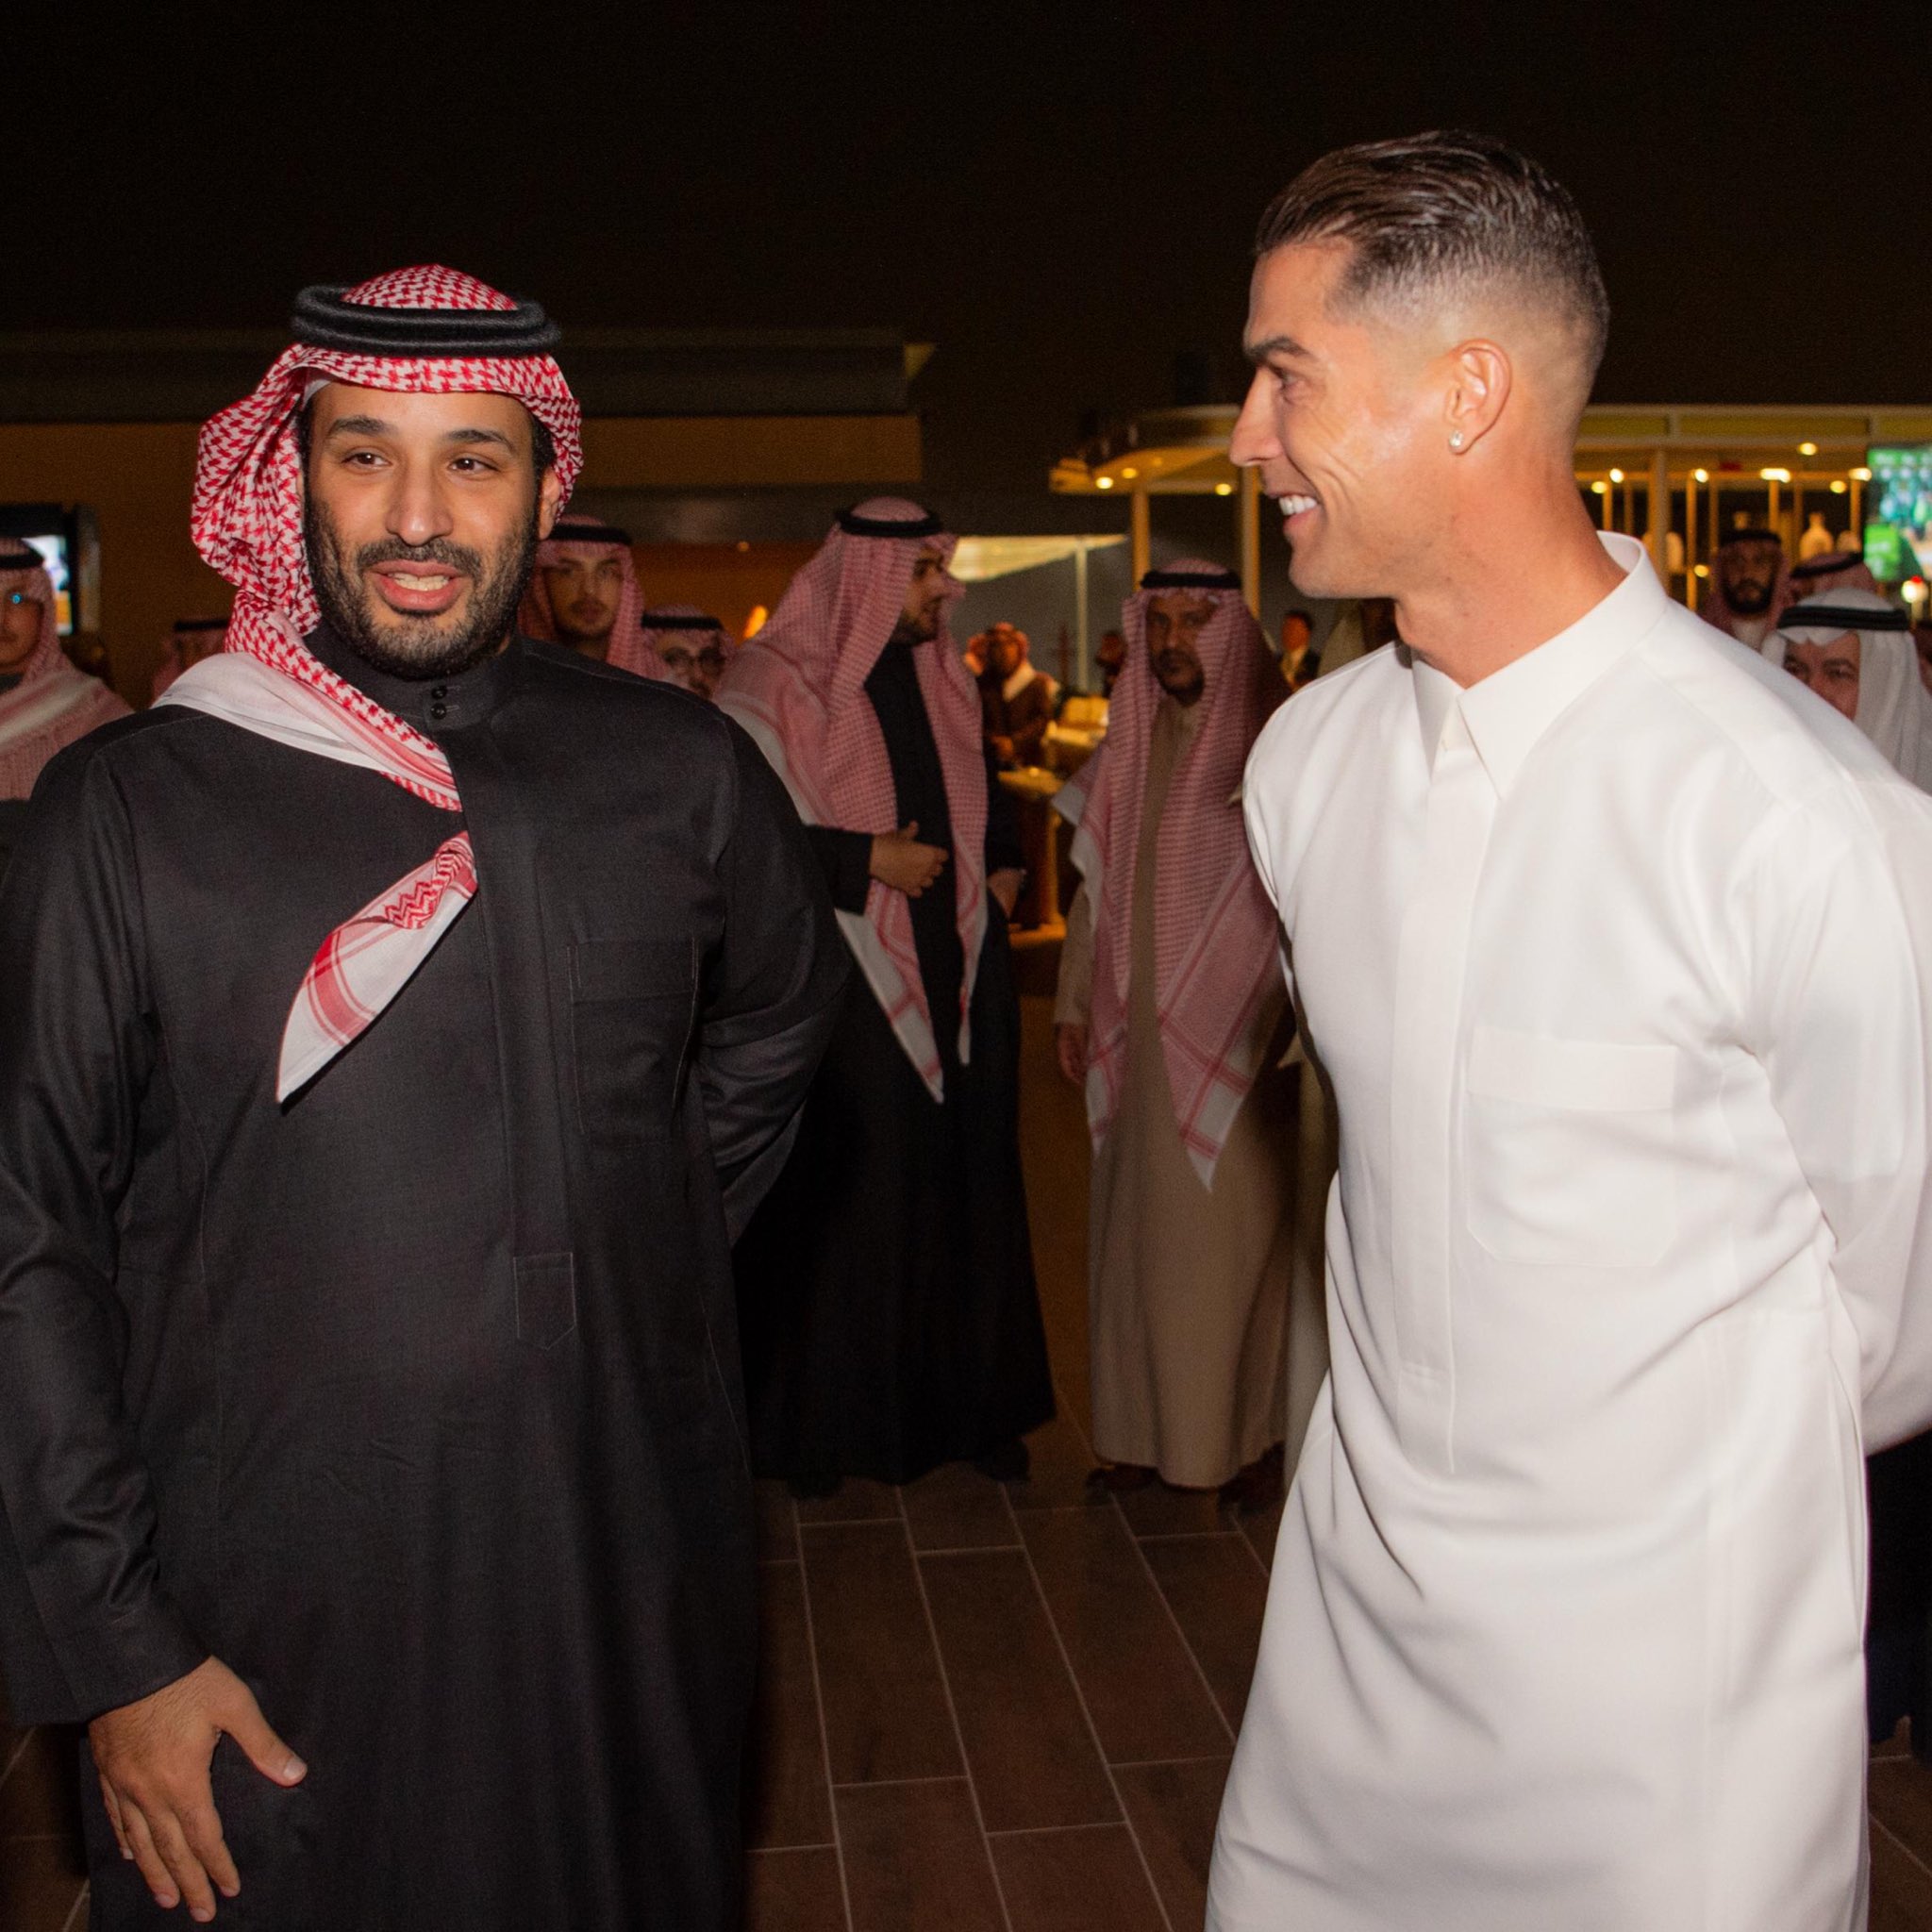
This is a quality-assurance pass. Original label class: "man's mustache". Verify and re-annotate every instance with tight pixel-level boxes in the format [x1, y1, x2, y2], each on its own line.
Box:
[354, 537, 485, 575]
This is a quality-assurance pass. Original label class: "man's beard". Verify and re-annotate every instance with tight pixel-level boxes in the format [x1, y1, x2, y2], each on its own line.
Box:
[889, 608, 941, 648]
[1153, 649, 1206, 703]
[553, 599, 617, 648]
[1722, 567, 1776, 616]
[305, 496, 540, 680]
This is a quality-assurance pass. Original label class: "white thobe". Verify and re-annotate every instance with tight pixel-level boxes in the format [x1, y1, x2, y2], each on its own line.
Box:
[1210, 534, 1932, 1932]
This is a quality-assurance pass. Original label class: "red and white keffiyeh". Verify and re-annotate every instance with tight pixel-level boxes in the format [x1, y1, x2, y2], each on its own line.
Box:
[716, 499, 986, 1099]
[0, 539, 128, 800]
[519, 517, 667, 680]
[1059, 562, 1286, 1187]
[166, 264, 582, 1100]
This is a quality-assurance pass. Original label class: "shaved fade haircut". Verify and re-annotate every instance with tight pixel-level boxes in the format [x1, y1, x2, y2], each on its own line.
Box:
[1257, 131, 1609, 404]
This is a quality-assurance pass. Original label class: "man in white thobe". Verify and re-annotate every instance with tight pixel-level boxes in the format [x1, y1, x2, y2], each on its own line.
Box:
[1209, 130, 1932, 1932]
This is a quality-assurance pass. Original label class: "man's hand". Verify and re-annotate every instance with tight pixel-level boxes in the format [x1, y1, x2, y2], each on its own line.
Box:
[871, 822, 950, 898]
[90, 1657, 307, 1922]
[1056, 1022, 1088, 1086]
[988, 868, 1024, 919]
[989, 733, 1016, 765]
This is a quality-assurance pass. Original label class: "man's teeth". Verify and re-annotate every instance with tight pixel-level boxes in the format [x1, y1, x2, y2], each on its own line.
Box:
[1278, 494, 1318, 517]
[391, 572, 452, 591]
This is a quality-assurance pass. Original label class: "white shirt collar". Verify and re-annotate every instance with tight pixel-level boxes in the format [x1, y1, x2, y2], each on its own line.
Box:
[1002, 660, 1040, 702]
[1412, 533, 1668, 792]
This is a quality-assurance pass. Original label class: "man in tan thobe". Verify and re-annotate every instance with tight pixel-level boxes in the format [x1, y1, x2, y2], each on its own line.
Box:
[1054, 562, 1317, 1502]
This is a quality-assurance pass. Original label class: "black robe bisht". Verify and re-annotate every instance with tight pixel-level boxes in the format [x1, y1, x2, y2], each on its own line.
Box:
[0, 631, 846, 1930]
[735, 639, 1054, 1487]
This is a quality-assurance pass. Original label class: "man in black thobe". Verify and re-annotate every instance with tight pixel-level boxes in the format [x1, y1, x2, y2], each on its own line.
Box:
[0, 268, 844, 1930]
[718, 501, 1054, 1494]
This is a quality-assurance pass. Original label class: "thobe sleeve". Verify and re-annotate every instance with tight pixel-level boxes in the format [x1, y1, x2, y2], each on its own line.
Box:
[0, 749, 209, 1725]
[1743, 784, 1932, 1450]
[698, 725, 851, 1241]
[985, 755, 1025, 876]
[802, 824, 874, 915]
[1054, 878, 1096, 1028]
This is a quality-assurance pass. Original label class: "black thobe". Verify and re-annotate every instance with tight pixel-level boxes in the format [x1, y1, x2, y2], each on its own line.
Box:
[0, 630, 846, 1930]
[735, 640, 1054, 1487]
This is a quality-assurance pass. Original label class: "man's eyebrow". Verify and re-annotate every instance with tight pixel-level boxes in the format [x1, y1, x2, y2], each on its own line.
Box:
[1243, 333, 1312, 366]
[322, 412, 397, 439]
[442, 426, 518, 452]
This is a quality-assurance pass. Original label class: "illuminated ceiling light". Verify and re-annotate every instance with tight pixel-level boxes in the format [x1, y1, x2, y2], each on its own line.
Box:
[1693, 468, 1709, 483]
[734, 540, 750, 553]
[1853, 466, 1873, 481]
[1759, 467, 1790, 483]
[1798, 441, 1818, 457]
[1591, 481, 1608, 495]
[1608, 467, 1624, 483]
[1830, 479, 1848, 495]
[1693, 564, 1710, 578]
[1121, 466, 1140, 479]
[1214, 482, 1235, 496]
[1095, 475, 1115, 490]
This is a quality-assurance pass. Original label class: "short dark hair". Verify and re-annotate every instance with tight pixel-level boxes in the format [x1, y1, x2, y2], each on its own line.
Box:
[1255, 131, 1608, 396]
[293, 399, 557, 480]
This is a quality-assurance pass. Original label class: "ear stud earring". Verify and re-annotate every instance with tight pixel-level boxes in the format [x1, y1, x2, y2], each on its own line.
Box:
[1449, 432, 1465, 451]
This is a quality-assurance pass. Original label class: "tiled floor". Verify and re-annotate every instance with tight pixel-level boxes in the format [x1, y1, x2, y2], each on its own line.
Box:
[8, 993, 1932, 1928]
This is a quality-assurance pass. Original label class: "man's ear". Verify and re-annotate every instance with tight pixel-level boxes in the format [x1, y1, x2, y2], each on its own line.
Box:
[536, 467, 566, 541]
[1443, 340, 1511, 454]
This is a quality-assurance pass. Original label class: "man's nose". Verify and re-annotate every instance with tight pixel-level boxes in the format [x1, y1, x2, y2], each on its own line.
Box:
[1228, 368, 1279, 470]
[387, 458, 458, 546]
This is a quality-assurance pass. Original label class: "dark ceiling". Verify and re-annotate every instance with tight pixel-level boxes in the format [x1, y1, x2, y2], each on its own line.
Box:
[19, 1, 1928, 491]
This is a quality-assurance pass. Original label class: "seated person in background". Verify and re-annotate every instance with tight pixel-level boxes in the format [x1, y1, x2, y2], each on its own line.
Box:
[150, 615, 228, 700]
[979, 620, 1058, 766]
[1094, 626, 1127, 696]
[641, 605, 731, 702]
[517, 515, 668, 678]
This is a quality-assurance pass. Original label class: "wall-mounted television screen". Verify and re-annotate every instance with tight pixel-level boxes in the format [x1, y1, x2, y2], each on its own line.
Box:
[1865, 444, 1932, 584]
[0, 504, 86, 634]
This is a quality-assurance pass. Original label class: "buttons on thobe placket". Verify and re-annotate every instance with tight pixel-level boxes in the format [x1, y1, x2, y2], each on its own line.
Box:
[1389, 705, 1496, 1477]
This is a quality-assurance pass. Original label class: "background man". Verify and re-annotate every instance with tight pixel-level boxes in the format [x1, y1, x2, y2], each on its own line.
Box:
[1053, 562, 1305, 1507]
[1699, 524, 1786, 648]
[518, 512, 668, 678]
[0, 267, 843, 1930]
[1773, 587, 1932, 793]
[1214, 134, 1932, 1932]
[641, 604, 731, 701]
[720, 500, 1053, 1493]
[0, 537, 128, 883]
[150, 615, 229, 699]
[978, 620, 1058, 767]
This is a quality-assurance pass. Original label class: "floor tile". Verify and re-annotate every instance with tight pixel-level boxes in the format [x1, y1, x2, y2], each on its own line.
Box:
[1872, 1754, 1932, 1874]
[1113, 1482, 1230, 1538]
[836, 1778, 1005, 1932]
[1871, 1818, 1932, 1932]
[754, 1480, 799, 1563]
[991, 1822, 1167, 1931]
[1140, 1535, 1271, 1730]
[0, 1833, 85, 1932]
[921, 1549, 1118, 1831]
[746, 1845, 847, 1932]
[1236, 1488, 1286, 1572]
[902, 1461, 1021, 1552]
[801, 1522, 960, 1784]
[1020, 1507, 1230, 1762]
[1113, 1757, 1231, 1930]
[745, 1561, 834, 1850]
[796, 1479, 902, 1525]
[0, 1728, 81, 1842]
[1005, 1409, 1103, 1511]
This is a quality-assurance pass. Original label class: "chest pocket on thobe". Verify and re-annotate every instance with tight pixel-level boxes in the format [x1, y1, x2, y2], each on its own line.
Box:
[1463, 1024, 1680, 1269]
[569, 937, 697, 1162]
